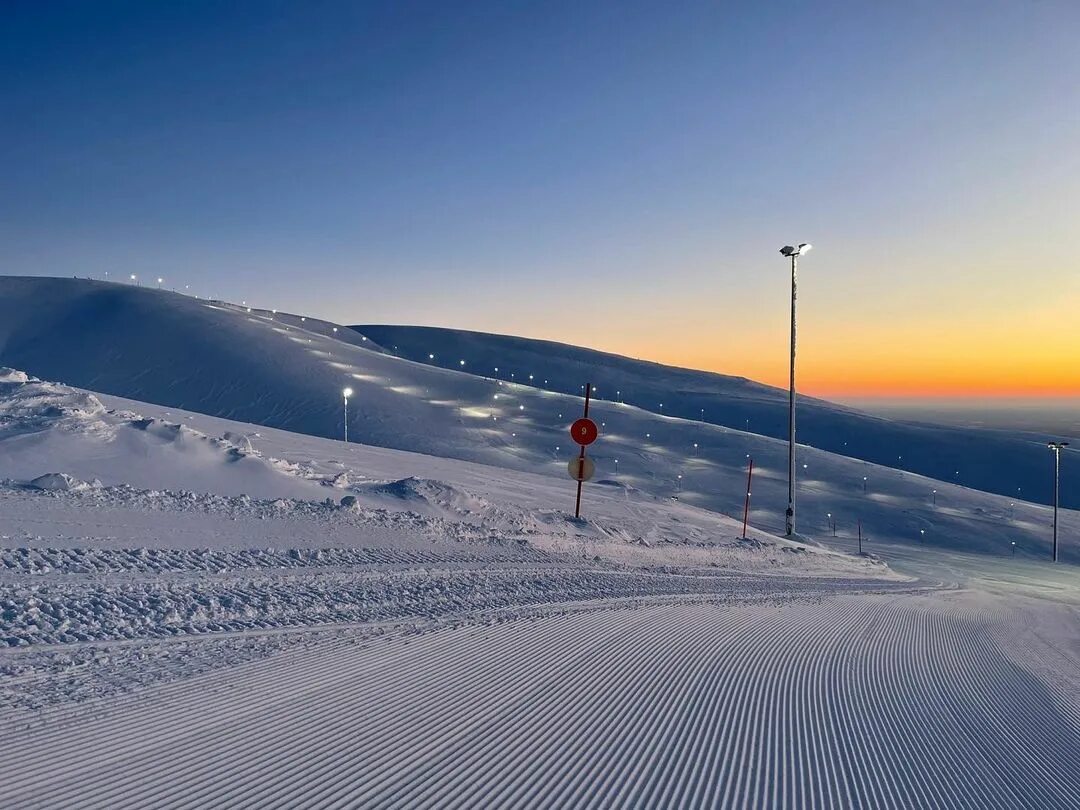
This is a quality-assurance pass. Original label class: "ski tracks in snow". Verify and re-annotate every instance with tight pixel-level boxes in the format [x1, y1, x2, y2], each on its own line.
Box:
[2, 591, 1079, 809]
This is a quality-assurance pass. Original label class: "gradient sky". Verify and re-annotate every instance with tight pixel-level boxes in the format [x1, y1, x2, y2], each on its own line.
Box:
[3, 0, 1079, 399]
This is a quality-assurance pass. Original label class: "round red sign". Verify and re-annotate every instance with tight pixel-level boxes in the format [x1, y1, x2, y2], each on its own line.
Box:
[570, 417, 598, 446]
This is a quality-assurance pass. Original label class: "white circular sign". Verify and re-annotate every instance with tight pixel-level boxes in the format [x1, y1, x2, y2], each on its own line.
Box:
[567, 456, 596, 482]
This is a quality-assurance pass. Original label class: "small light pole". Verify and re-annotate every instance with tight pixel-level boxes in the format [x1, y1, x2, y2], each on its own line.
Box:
[1011, 540, 1017, 557]
[932, 489, 937, 506]
[919, 529, 925, 544]
[863, 476, 868, 493]
[130, 274, 138, 285]
[780, 242, 811, 536]
[827, 512, 836, 537]
[1048, 441, 1069, 562]
[741, 457, 754, 539]
[342, 387, 353, 443]
[614, 458, 619, 478]
[157, 277, 163, 288]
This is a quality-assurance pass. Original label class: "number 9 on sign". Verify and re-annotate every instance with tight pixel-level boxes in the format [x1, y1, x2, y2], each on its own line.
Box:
[570, 417, 598, 446]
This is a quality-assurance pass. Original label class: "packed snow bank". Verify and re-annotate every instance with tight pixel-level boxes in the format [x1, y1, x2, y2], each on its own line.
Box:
[0, 370, 326, 500]
[0, 368, 29, 383]
[29, 472, 101, 492]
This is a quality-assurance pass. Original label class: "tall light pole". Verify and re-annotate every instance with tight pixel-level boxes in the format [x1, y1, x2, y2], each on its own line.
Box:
[1048, 441, 1068, 562]
[780, 243, 811, 536]
[343, 388, 353, 443]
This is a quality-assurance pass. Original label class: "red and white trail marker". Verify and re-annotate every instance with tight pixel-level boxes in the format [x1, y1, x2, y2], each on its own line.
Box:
[569, 383, 597, 519]
[570, 417, 598, 446]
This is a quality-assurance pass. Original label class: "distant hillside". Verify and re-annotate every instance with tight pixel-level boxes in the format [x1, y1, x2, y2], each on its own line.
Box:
[355, 324, 1069, 508]
[0, 276, 1072, 557]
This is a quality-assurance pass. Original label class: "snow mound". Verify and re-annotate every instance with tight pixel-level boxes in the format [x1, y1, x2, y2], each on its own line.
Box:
[0, 369, 327, 501]
[0, 367, 30, 383]
[29, 472, 101, 492]
[0, 371, 106, 431]
[359, 477, 493, 517]
[222, 431, 257, 453]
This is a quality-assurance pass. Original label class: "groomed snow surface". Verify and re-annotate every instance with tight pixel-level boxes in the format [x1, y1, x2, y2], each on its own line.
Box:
[1, 327, 1078, 805]
[4, 588, 1079, 808]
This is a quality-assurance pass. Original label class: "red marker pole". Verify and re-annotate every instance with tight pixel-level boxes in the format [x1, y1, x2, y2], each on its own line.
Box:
[741, 457, 754, 539]
[574, 382, 592, 519]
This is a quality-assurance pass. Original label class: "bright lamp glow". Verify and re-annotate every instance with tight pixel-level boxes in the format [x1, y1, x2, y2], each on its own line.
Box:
[343, 387, 353, 398]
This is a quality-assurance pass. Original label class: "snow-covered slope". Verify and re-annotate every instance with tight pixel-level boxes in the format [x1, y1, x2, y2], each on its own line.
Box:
[2, 373, 1078, 807]
[3, 367, 880, 575]
[0, 276, 1074, 562]
[0, 369, 327, 500]
[2, 366, 904, 656]
[355, 324, 1073, 508]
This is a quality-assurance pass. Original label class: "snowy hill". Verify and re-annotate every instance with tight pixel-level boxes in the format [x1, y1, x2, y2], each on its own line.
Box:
[0, 276, 1075, 561]
[2, 295, 1079, 810]
[3, 369, 1078, 808]
[355, 324, 1071, 508]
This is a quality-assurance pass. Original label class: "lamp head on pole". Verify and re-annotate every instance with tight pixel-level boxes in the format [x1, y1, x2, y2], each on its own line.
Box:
[780, 243, 812, 257]
[343, 387, 353, 400]
[1048, 441, 1069, 451]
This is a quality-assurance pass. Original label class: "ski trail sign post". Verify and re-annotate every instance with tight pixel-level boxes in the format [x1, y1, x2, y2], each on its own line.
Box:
[569, 382, 598, 519]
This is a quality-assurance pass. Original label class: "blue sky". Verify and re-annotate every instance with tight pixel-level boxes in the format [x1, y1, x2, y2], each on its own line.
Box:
[3, 1, 1078, 396]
